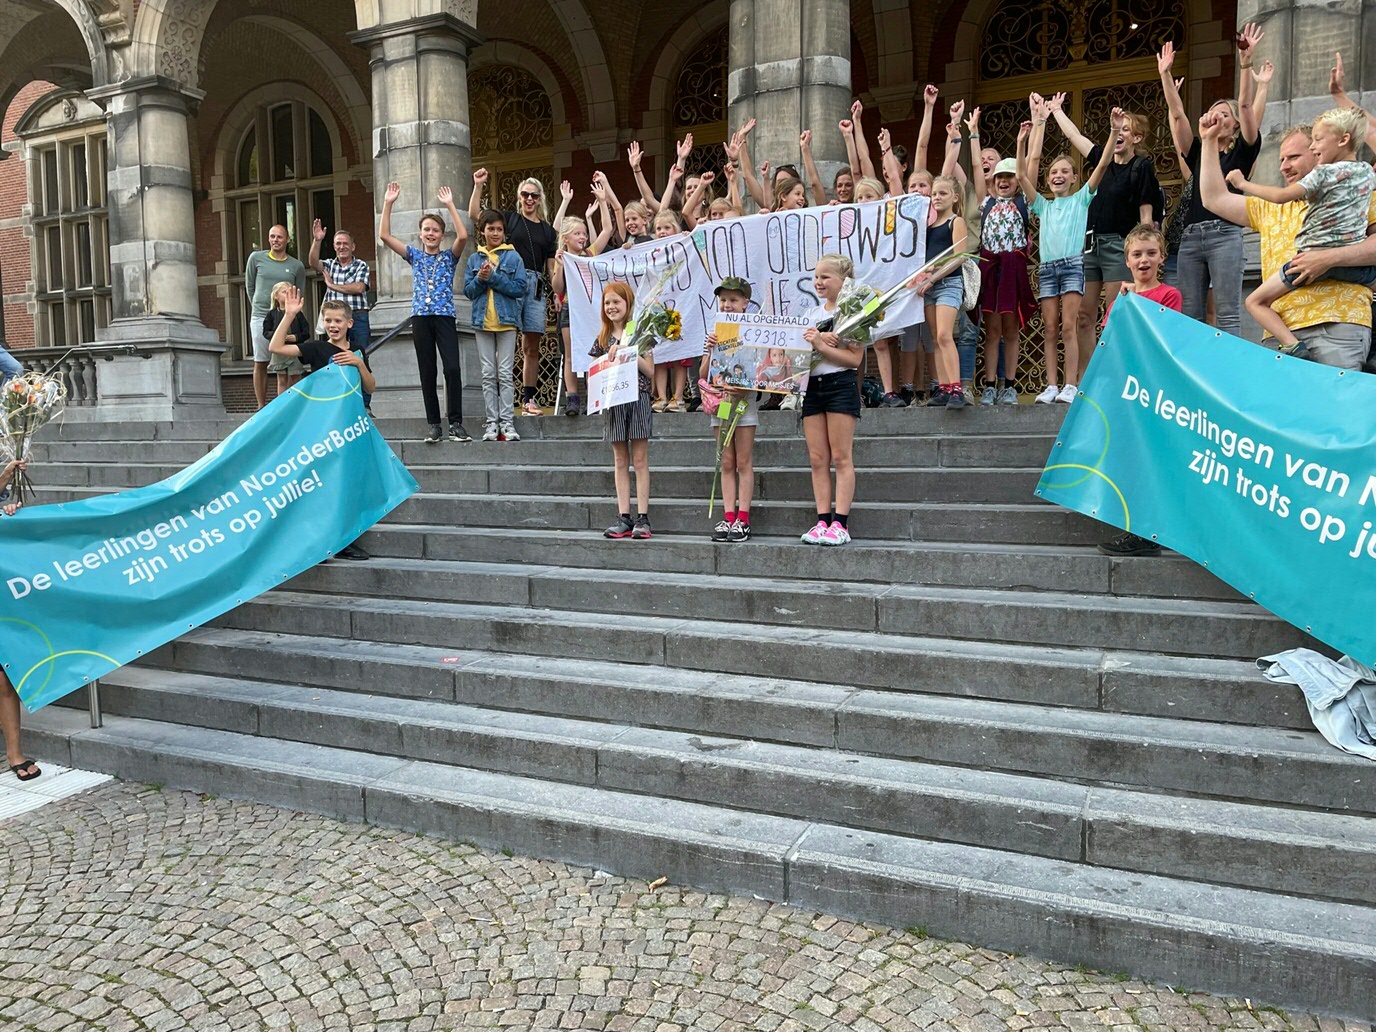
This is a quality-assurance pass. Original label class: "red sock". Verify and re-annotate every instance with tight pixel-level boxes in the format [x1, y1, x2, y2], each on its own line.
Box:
[942, 381, 961, 395]
[724, 511, 736, 523]
[738, 511, 750, 524]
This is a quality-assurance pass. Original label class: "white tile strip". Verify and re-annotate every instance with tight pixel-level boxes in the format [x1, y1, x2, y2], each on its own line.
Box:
[0, 764, 113, 822]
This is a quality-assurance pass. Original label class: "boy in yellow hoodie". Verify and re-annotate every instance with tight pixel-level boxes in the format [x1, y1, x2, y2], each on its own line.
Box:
[464, 211, 529, 441]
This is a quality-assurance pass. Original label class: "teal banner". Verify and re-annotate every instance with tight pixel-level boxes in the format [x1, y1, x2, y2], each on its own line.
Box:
[0, 364, 418, 712]
[1039, 293, 1376, 664]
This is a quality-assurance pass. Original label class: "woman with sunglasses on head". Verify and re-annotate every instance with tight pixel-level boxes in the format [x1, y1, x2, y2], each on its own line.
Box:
[470, 169, 562, 415]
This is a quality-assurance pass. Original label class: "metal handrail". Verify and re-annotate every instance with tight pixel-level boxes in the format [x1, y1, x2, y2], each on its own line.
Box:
[364, 315, 413, 358]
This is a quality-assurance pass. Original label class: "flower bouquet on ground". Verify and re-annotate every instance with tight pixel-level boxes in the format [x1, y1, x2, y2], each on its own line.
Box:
[1, 371, 67, 503]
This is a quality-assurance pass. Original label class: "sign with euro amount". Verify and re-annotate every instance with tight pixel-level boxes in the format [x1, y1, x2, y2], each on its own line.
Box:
[0, 364, 418, 712]
[710, 313, 812, 397]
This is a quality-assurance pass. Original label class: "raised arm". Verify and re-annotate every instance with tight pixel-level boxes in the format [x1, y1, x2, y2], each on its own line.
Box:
[737, 122, 771, 209]
[590, 174, 615, 252]
[659, 164, 683, 215]
[1046, 92, 1092, 156]
[1226, 167, 1304, 204]
[839, 116, 862, 178]
[1329, 51, 1376, 152]
[724, 128, 762, 209]
[268, 286, 307, 358]
[965, 107, 986, 202]
[378, 181, 408, 258]
[552, 181, 573, 230]
[722, 159, 743, 211]
[681, 171, 714, 229]
[1016, 121, 1037, 204]
[627, 141, 661, 213]
[436, 186, 468, 257]
[915, 84, 939, 174]
[879, 128, 904, 196]
[1196, 114, 1249, 227]
[1251, 61, 1274, 138]
[1086, 108, 1122, 192]
[307, 219, 326, 273]
[467, 168, 486, 223]
[800, 130, 829, 204]
[941, 103, 966, 183]
[1158, 42, 1194, 158]
[1235, 22, 1263, 145]
[851, 100, 877, 180]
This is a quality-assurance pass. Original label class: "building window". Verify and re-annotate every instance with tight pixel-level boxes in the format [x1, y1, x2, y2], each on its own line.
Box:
[981, 0, 1185, 78]
[223, 101, 339, 360]
[28, 122, 111, 349]
[469, 64, 555, 210]
[672, 27, 729, 180]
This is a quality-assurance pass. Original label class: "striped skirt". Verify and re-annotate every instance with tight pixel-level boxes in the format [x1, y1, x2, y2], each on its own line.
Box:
[604, 391, 653, 442]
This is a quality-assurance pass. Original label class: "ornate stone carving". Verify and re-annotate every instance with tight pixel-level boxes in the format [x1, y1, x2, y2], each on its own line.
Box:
[87, 0, 131, 46]
[155, 0, 215, 88]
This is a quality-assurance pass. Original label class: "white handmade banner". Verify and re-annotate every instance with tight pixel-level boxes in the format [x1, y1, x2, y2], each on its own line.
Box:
[587, 347, 640, 414]
[563, 195, 930, 375]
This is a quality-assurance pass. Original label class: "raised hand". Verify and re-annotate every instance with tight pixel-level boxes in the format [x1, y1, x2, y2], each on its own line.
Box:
[560, 180, 574, 202]
[723, 132, 741, 162]
[923, 84, 939, 107]
[437, 185, 454, 207]
[312, 218, 327, 242]
[1017, 121, 1032, 144]
[1157, 41, 1176, 77]
[851, 99, 864, 123]
[945, 120, 961, 144]
[722, 161, 738, 182]
[591, 178, 607, 199]
[384, 181, 402, 204]
[585, 202, 598, 220]
[759, 160, 771, 180]
[667, 164, 683, 185]
[1111, 106, 1129, 131]
[1236, 21, 1263, 61]
[677, 133, 695, 161]
[1253, 60, 1274, 84]
[628, 141, 642, 170]
[592, 169, 609, 186]
[699, 171, 716, 185]
[964, 106, 981, 133]
[1199, 111, 1221, 139]
[471, 168, 488, 185]
[282, 285, 305, 318]
[838, 118, 854, 136]
[1331, 51, 1346, 97]
[739, 118, 756, 137]
[800, 129, 813, 149]
[877, 127, 892, 151]
[949, 100, 965, 126]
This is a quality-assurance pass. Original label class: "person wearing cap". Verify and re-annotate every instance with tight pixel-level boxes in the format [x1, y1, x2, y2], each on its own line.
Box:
[968, 106, 1035, 405]
[701, 277, 760, 543]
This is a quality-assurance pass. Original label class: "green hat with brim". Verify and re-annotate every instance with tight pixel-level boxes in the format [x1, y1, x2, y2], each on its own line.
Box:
[714, 276, 752, 299]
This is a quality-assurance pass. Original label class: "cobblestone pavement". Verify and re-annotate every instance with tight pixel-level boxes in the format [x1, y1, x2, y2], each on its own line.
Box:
[0, 782, 1369, 1032]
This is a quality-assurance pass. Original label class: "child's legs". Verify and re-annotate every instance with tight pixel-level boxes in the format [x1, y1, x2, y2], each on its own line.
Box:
[1077, 282, 1112, 376]
[1, 668, 28, 767]
[671, 365, 686, 401]
[873, 337, 896, 393]
[927, 304, 960, 383]
[561, 327, 579, 394]
[630, 438, 650, 512]
[1059, 292, 1082, 383]
[826, 412, 857, 516]
[496, 329, 517, 423]
[999, 312, 1020, 380]
[654, 363, 669, 400]
[718, 424, 738, 513]
[802, 415, 834, 517]
[898, 341, 918, 388]
[732, 425, 757, 512]
[611, 441, 631, 512]
[1040, 298, 1061, 386]
[475, 329, 500, 425]
[980, 313, 1003, 380]
[1245, 271, 1299, 344]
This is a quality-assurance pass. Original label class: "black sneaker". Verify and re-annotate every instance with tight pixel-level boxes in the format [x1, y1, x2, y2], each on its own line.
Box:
[448, 422, 472, 443]
[604, 515, 634, 539]
[881, 391, 907, 408]
[711, 519, 731, 542]
[946, 389, 968, 410]
[631, 514, 652, 539]
[566, 394, 580, 417]
[336, 543, 371, 561]
[925, 387, 948, 407]
[727, 519, 750, 542]
[899, 386, 916, 406]
[365, 405, 376, 419]
[424, 423, 443, 444]
[1098, 532, 1161, 557]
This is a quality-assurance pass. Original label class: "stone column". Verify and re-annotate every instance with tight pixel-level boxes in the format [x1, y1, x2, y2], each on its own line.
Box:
[727, 0, 852, 196]
[352, 14, 482, 332]
[85, 76, 219, 344]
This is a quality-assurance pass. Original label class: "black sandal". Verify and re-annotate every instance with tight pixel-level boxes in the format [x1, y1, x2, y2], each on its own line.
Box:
[10, 759, 40, 782]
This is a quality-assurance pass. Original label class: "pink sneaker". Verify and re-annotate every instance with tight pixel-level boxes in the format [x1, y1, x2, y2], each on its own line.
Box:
[800, 520, 829, 544]
[819, 521, 851, 546]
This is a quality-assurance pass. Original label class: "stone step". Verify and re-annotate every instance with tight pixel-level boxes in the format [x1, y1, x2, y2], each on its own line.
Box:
[282, 557, 1299, 660]
[61, 666, 1376, 907]
[22, 708, 1376, 1018]
[147, 624, 1311, 737]
[359, 525, 1244, 602]
[199, 604, 1368, 813]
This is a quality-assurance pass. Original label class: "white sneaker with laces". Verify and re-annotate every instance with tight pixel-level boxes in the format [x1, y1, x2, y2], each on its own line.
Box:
[800, 520, 829, 544]
[1034, 384, 1058, 405]
[482, 425, 499, 442]
[1056, 383, 1077, 404]
[501, 424, 520, 441]
[819, 521, 851, 546]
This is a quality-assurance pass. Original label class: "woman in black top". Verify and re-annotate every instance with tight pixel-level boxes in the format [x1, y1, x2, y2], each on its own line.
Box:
[1158, 29, 1265, 336]
[1046, 93, 1162, 371]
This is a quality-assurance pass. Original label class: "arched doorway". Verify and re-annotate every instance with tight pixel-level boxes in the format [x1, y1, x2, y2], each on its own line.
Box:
[671, 25, 729, 181]
[973, 0, 1189, 393]
[469, 64, 555, 211]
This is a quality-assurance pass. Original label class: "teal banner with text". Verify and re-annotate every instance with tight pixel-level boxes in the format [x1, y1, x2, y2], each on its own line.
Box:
[0, 364, 418, 712]
[1039, 293, 1376, 663]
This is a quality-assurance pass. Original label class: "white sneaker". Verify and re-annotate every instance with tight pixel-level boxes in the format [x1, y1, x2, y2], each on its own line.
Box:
[801, 520, 829, 544]
[1056, 383, 1077, 404]
[482, 424, 499, 442]
[1034, 384, 1059, 405]
[819, 521, 851, 546]
[500, 424, 520, 441]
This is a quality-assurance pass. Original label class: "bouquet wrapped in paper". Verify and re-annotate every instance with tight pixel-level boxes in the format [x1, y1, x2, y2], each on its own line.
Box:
[813, 243, 976, 350]
[623, 259, 685, 356]
[1, 371, 67, 503]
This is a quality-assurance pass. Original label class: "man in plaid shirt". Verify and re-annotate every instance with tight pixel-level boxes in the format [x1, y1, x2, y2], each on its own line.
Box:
[310, 218, 375, 410]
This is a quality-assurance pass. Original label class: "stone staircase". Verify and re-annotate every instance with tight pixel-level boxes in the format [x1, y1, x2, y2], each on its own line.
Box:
[22, 407, 1376, 1021]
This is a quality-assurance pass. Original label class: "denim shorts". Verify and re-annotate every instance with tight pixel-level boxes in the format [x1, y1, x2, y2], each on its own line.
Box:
[1082, 232, 1127, 282]
[1281, 260, 1376, 290]
[519, 274, 546, 333]
[1037, 256, 1086, 299]
[802, 369, 861, 418]
[924, 274, 964, 310]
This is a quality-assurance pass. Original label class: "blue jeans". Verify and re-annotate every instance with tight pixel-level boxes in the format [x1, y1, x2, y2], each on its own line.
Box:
[0, 345, 21, 386]
[956, 308, 978, 381]
[1177, 220, 1245, 337]
[347, 310, 372, 408]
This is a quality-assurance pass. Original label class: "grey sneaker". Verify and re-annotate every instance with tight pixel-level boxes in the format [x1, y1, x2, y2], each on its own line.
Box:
[997, 386, 1019, 405]
[448, 422, 473, 442]
[482, 424, 499, 442]
[424, 423, 443, 444]
[979, 385, 997, 406]
[500, 424, 520, 442]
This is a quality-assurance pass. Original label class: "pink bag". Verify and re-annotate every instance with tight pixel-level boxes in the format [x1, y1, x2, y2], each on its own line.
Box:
[698, 378, 724, 414]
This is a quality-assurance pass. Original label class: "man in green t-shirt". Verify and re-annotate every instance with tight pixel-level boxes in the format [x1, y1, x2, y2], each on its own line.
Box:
[245, 224, 306, 409]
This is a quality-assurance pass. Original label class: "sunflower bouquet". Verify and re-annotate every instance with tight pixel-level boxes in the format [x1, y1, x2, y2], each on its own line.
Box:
[1, 371, 67, 503]
[625, 300, 683, 357]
